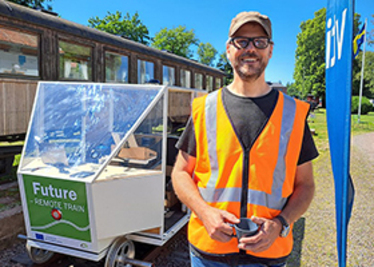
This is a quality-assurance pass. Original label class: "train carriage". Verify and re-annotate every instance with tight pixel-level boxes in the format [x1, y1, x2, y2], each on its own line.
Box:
[0, 1, 225, 176]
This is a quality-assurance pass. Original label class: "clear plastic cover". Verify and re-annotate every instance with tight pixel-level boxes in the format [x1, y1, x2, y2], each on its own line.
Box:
[20, 82, 164, 180]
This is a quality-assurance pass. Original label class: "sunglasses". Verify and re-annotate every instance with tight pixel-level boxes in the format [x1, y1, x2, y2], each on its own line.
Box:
[229, 36, 272, 49]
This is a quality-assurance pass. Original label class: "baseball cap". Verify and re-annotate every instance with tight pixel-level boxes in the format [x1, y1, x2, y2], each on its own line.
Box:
[229, 11, 272, 39]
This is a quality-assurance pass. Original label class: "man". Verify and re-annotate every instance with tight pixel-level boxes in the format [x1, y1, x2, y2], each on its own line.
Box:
[171, 11, 318, 267]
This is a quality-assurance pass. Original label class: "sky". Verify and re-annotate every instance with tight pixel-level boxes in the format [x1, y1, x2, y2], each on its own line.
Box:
[51, 0, 373, 85]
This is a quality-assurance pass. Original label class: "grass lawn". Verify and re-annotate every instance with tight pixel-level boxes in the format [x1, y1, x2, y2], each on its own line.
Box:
[308, 109, 374, 155]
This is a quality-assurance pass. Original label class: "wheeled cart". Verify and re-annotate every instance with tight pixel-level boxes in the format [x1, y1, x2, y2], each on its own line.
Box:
[17, 82, 205, 266]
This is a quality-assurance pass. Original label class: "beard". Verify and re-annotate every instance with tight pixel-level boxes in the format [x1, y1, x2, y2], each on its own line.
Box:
[232, 51, 268, 82]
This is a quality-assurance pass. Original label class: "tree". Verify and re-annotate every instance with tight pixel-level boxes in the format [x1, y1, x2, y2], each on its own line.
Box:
[368, 14, 374, 47]
[152, 26, 198, 58]
[216, 52, 233, 85]
[293, 8, 326, 101]
[197, 42, 217, 66]
[7, 0, 52, 10]
[293, 9, 366, 104]
[286, 82, 299, 98]
[352, 14, 374, 99]
[88, 11, 151, 45]
[353, 51, 374, 99]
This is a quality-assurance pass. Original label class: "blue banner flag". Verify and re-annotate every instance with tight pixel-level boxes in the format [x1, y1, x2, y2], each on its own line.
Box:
[325, 1, 355, 267]
[353, 23, 366, 58]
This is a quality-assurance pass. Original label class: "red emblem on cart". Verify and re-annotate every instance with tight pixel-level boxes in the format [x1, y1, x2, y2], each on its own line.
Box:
[51, 208, 62, 220]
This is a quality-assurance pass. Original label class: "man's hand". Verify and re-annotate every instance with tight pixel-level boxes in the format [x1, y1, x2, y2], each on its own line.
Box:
[200, 207, 240, 243]
[237, 216, 282, 252]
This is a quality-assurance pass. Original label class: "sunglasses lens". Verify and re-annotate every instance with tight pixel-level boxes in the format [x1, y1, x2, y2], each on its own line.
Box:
[232, 38, 249, 49]
[231, 37, 269, 49]
[234, 38, 249, 49]
[254, 38, 268, 49]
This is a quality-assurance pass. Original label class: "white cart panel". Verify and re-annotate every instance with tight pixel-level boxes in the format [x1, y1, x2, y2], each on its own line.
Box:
[91, 171, 164, 240]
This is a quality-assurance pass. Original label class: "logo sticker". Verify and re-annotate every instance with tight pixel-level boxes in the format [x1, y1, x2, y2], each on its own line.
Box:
[51, 208, 62, 220]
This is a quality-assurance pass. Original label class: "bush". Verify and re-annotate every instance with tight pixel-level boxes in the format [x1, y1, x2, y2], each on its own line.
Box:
[351, 96, 373, 115]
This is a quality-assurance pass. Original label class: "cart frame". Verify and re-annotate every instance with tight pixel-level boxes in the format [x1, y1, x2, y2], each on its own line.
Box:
[17, 82, 206, 265]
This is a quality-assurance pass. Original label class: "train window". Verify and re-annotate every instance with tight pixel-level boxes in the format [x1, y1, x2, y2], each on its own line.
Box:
[215, 77, 222, 89]
[206, 75, 214, 92]
[194, 73, 203, 90]
[138, 59, 154, 84]
[180, 69, 191, 88]
[0, 27, 39, 76]
[105, 52, 129, 83]
[162, 65, 175, 85]
[59, 40, 92, 80]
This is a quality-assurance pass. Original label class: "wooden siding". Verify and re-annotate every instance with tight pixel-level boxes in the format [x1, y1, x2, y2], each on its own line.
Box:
[0, 79, 37, 136]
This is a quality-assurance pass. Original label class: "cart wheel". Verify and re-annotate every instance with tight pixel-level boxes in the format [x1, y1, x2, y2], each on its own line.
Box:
[26, 243, 54, 264]
[105, 236, 136, 267]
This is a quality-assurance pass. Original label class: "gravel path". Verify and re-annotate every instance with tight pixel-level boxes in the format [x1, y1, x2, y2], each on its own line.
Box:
[351, 132, 374, 163]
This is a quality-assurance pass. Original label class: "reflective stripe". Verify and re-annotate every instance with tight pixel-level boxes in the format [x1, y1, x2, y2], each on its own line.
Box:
[199, 187, 241, 203]
[205, 91, 219, 188]
[200, 92, 297, 211]
[268, 94, 296, 209]
[247, 189, 287, 210]
[199, 188, 288, 210]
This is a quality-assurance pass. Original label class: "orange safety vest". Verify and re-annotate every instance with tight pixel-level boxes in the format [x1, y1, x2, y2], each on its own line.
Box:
[188, 89, 310, 259]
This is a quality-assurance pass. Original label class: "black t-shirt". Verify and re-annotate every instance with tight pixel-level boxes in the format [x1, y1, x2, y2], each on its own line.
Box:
[176, 87, 318, 165]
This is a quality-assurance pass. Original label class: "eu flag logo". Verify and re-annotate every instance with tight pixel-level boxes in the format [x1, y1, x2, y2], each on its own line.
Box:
[35, 233, 44, 240]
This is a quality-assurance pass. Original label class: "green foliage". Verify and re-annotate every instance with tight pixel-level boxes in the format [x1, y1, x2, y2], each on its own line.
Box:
[353, 51, 374, 99]
[88, 11, 151, 45]
[351, 96, 373, 115]
[152, 26, 198, 58]
[368, 14, 374, 47]
[216, 52, 233, 85]
[286, 82, 300, 98]
[7, 0, 52, 10]
[293, 8, 326, 100]
[197, 42, 217, 66]
[293, 9, 368, 102]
